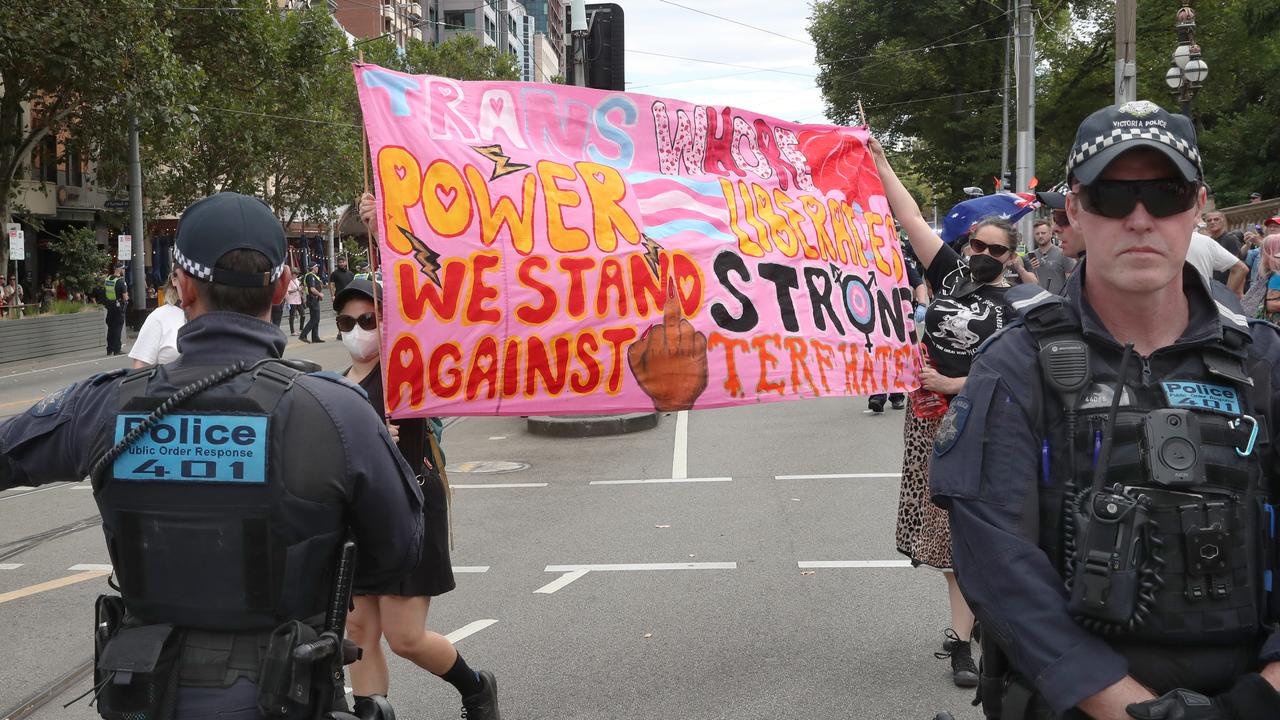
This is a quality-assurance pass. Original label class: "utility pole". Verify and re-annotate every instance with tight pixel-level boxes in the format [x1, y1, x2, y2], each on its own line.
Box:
[1014, 0, 1036, 249]
[999, 0, 1012, 190]
[128, 116, 145, 312]
[1115, 0, 1137, 103]
[570, 0, 588, 87]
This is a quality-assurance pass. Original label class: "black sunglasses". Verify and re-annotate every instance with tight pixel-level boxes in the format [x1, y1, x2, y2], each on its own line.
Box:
[336, 312, 378, 332]
[968, 236, 1014, 258]
[1077, 179, 1198, 219]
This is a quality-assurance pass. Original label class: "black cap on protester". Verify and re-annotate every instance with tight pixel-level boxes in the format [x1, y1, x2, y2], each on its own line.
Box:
[174, 192, 287, 287]
[333, 277, 381, 312]
[1067, 100, 1202, 186]
[1036, 191, 1066, 210]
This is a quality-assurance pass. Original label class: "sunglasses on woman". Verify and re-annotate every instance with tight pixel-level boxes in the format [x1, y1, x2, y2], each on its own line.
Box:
[968, 236, 1013, 258]
[336, 312, 378, 332]
[1077, 179, 1198, 219]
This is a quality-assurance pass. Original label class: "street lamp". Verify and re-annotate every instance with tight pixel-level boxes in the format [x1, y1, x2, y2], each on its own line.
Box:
[1165, 6, 1208, 117]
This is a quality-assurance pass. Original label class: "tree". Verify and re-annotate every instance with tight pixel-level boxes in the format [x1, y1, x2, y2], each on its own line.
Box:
[48, 226, 109, 298]
[0, 0, 183, 262]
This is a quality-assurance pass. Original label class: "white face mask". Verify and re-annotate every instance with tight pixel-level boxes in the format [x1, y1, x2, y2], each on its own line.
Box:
[341, 325, 380, 362]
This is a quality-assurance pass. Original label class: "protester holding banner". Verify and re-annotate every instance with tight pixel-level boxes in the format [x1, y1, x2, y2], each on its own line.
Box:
[868, 137, 1022, 688]
[346, 198, 501, 720]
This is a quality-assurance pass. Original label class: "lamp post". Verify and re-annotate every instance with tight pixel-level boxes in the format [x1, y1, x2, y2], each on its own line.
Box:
[1165, 6, 1208, 117]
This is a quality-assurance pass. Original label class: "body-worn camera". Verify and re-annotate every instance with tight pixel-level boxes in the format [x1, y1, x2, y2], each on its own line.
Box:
[1141, 409, 1205, 487]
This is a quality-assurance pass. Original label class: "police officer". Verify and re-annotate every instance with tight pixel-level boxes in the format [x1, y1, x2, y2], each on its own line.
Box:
[104, 262, 129, 355]
[300, 262, 324, 344]
[931, 101, 1280, 720]
[0, 192, 424, 720]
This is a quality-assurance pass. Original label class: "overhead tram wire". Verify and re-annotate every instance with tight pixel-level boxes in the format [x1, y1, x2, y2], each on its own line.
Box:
[654, 0, 815, 46]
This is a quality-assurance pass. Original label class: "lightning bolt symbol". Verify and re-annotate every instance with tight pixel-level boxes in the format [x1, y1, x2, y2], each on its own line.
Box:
[641, 234, 664, 280]
[472, 144, 530, 181]
[398, 225, 442, 288]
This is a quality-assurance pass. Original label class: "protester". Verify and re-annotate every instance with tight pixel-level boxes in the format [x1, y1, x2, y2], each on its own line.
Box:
[1027, 217, 1077, 294]
[869, 137, 1025, 688]
[286, 267, 303, 335]
[127, 271, 186, 367]
[5, 276, 21, 318]
[1242, 235, 1280, 321]
[1186, 229, 1247, 295]
[1251, 191, 1264, 203]
[1266, 216, 1280, 236]
[1204, 210, 1245, 263]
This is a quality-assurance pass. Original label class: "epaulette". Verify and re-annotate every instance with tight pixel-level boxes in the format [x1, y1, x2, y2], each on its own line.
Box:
[306, 370, 370, 401]
[88, 368, 129, 386]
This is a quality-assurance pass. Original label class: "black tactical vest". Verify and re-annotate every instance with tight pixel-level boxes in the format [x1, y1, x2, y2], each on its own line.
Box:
[1025, 297, 1276, 645]
[93, 361, 346, 632]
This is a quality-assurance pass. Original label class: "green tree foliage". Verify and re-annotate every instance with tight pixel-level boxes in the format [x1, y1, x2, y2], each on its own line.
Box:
[48, 226, 109, 297]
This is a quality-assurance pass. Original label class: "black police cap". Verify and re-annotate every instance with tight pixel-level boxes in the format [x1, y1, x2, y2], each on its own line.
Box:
[333, 277, 381, 312]
[174, 192, 287, 287]
[1067, 100, 1202, 186]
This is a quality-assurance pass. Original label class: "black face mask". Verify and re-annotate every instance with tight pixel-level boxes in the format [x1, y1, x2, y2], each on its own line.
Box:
[967, 253, 1005, 284]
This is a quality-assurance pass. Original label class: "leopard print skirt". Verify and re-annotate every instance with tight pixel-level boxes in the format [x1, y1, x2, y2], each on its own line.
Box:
[894, 395, 954, 569]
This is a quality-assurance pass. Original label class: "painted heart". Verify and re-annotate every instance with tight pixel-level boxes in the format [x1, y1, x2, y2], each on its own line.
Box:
[680, 275, 697, 304]
[399, 348, 415, 367]
[435, 186, 458, 209]
[394, 164, 407, 181]
[489, 96, 505, 114]
[592, 172, 607, 184]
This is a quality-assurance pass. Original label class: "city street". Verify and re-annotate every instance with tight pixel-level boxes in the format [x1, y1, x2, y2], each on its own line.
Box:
[0, 338, 980, 720]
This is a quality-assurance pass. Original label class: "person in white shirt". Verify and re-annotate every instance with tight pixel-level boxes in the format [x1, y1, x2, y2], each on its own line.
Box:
[1185, 231, 1247, 296]
[129, 272, 187, 367]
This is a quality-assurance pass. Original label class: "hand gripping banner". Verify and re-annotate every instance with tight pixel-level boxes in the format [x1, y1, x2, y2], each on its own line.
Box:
[355, 65, 920, 417]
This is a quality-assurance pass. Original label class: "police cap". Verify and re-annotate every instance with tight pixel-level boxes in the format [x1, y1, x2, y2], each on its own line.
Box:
[174, 192, 287, 287]
[1067, 100, 1202, 186]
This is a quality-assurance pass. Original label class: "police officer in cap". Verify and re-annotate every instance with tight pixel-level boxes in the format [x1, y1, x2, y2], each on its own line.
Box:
[0, 191, 423, 719]
[931, 101, 1280, 719]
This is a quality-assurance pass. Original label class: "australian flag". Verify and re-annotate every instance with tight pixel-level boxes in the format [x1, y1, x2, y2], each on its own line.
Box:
[940, 192, 1040, 245]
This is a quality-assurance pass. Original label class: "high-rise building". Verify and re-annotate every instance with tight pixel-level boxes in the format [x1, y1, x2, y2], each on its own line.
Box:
[524, 0, 565, 73]
[532, 32, 561, 82]
[332, 0, 444, 48]
[441, 0, 499, 46]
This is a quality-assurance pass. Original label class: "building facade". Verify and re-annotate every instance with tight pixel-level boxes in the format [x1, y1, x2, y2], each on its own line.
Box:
[441, 0, 499, 46]
[524, 0, 565, 72]
[532, 32, 561, 82]
[333, 0, 444, 48]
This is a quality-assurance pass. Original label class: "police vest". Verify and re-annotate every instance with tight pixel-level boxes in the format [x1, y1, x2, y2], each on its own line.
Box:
[1023, 293, 1276, 645]
[104, 276, 118, 302]
[93, 361, 346, 632]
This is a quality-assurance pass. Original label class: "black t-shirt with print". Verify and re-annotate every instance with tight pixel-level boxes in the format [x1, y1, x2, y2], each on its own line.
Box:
[921, 243, 1015, 380]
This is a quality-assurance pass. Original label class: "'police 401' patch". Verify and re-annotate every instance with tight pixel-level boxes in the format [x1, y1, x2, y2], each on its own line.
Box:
[1161, 381, 1241, 416]
[112, 414, 269, 483]
[934, 396, 972, 456]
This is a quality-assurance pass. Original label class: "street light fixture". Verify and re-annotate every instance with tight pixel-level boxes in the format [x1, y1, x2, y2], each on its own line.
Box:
[1167, 6, 1208, 117]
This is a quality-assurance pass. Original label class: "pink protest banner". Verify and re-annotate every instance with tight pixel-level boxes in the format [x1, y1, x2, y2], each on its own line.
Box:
[354, 64, 920, 417]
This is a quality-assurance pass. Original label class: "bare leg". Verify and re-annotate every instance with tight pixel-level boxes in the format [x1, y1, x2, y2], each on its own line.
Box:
[945, 572, 976, 641]
[346, 595, 390, 695]
[379, 596, 458, 675]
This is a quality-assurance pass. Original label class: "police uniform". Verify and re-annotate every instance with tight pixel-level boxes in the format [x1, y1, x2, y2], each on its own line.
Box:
[931, 104, 1280, 719]
[0, 192, 423, 720]
[104, 269, 128, 355]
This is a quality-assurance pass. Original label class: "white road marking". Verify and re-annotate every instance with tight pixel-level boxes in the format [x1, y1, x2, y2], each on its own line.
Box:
[589, 477, 731, 485]
[451, 483, 547, 489]
[544, 562, 736, 572]
[70, 485, 94, 490]
[445, 619, 498, 644]
[488, 436, 507, 440]
[0, 482, 75, 502]
[453, 566, 490, 573]
[0, 356, 126, 380]
[68, 564, 114, 572]
[775, 473, 901, 480]
[0, 563, 22, 570]
[533, 569, 589, 594]
[672, 410, 689, 479]
[798, 560, 913, 568]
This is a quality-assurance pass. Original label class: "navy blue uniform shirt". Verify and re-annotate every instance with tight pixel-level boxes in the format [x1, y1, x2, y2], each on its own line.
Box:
[930, 262, 1280, 715]
[0, 311, 424, 589]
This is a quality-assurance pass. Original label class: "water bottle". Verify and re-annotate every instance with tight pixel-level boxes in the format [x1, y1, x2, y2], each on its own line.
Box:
[910, 343, 949, 420]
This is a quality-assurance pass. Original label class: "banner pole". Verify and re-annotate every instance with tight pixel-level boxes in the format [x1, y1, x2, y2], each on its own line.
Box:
[858, 99, 867, 127]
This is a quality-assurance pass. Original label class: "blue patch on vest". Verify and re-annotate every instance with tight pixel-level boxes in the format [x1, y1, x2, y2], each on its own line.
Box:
[112, 413, 269, 483]
[934, 396, 972, 456]
[30, 383, 77, 417]
[1161, 381, 1241, 416]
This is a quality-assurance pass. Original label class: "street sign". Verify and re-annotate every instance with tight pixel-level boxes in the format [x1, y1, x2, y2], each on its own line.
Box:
[10, 231, 24, 261]
[104, 199, 130, 210]
[117, 234, 132, 261]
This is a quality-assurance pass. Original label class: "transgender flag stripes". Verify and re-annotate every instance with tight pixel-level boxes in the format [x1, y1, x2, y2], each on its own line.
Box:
[627, 172, 734, 243]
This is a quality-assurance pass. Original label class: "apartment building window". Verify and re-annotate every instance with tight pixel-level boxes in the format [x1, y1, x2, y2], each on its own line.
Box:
[66, 147, 82, 187]
[444, 10, 474, 30]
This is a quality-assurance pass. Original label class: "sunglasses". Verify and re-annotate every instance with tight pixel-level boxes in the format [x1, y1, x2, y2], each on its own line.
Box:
[1052, 210, 1069, 227]
[968, 236, 1014, 258]
[1077, 179, 1198, 219]
[336, 312, 378, 332]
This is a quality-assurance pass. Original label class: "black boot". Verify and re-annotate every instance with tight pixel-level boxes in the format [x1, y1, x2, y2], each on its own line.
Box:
[460, 670, 501, 720]
[868, 395, 886, 413]
[936, 629, 978, 688]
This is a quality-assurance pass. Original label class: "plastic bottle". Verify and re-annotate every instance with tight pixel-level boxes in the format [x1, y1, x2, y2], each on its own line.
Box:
[910, 343, 949, 420]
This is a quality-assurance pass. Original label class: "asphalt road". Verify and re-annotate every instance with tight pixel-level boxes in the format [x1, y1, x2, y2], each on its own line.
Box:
[0, 330, 982, 720]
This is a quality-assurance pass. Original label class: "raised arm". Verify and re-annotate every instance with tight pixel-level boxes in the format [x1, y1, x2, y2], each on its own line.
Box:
[867, 136, 945, 270]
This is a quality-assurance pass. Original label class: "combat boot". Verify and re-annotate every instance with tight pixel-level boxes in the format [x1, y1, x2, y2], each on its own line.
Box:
[936, 629, 978, 688]
[460, 670, 501, 720]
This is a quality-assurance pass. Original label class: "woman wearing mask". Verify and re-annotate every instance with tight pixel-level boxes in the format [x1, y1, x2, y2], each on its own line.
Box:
[869, 137, 1027, 688]
[128, 271, 186, 368]
[340, 212, 501, 719]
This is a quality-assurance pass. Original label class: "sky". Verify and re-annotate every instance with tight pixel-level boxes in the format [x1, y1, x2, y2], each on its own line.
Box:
[615, 0, 833, 125]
